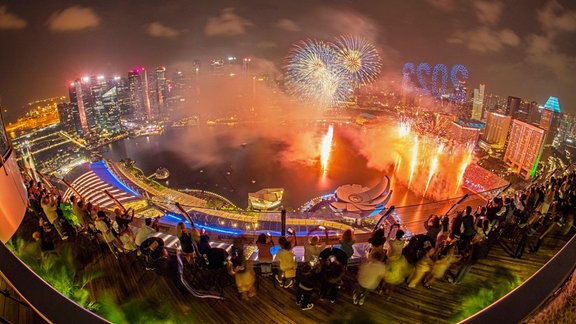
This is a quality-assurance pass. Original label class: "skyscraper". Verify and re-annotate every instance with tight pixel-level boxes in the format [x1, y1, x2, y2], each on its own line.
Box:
[127, 68, 151, 121]
[506, 96, 521, 119]
[67, 76, 123, 137]
[153, 67, 168, 118]
[504, 119, 546, 179]
[484, 112, 511, 149]
[539, 96, 561, 159]
[56, 102, 79, 135]
[471, 84, 485, 120]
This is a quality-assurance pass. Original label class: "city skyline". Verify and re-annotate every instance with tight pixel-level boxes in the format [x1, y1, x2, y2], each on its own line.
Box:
[1, 0, 575, 122]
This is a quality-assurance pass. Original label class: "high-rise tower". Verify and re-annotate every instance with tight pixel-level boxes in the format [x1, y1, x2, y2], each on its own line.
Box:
[471, 84, 485, 120]
[128, 68, 151, 121]
[504, 119, 546, 179]
[506, 96, 521, 119]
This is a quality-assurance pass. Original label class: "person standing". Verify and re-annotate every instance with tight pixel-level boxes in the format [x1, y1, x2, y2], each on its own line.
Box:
[304, 226, 328, 263]
[296, 262, 319, 310]
[41, 194, 67, 240]
[276, 234, 297, 288]
[460, 206, 476, 251]
[339, 228, 355, 260]
[135, 217, 159, 251]
[353, 250, 386, 306]
[256, 233, 274, 276]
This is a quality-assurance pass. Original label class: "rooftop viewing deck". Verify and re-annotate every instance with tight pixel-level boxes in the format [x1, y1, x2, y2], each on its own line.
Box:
[3, 209, 573, 323]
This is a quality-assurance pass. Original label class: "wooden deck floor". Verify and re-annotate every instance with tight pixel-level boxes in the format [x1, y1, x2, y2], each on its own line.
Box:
[74, 228, 573, 324]
[0, 275, 46, 324]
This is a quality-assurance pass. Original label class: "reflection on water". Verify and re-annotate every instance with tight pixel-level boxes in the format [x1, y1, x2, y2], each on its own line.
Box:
[103, 125, 429, 210]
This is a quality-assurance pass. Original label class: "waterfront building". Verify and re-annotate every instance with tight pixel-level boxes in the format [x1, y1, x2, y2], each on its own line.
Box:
[57, 102, 78, 134]
[68, 76, 122, 137]
[150, 67, 168, 119]
[127, 68, 151, 121]
[503, 119, 546, 179]
[165, 70, 191, 114]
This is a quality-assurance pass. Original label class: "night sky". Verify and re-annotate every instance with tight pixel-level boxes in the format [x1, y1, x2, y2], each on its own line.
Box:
[0, 0, 575, 121]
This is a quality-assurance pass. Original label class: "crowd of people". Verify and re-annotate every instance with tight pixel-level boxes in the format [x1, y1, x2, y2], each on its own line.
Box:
[24, 174, 155, 261]
[20, 168, 576, 313]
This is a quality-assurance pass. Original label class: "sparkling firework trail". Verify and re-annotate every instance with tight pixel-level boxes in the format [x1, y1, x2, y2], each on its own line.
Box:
[424, 143, 444, 195]
[398, 117, 411, 138]
[455, 144, 473, 193]
[333, 35, 382, 86]
[321, 125, 334, 172]
[408, 135, 419, 188]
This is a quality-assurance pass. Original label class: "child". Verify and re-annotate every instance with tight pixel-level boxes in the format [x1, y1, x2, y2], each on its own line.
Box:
[228, 237, 256, 300]
[276, 235, 297, 288]
[296, 262, 319, 310]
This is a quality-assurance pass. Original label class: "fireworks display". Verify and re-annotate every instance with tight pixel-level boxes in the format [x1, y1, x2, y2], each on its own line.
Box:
[320, 125, 334, 172]
[285, 36, 381, 107]
[333, 35, 382, 86]
[346, 117, 475, 201]
[285, 39, 348, 106]
[391, 119, 474, 200]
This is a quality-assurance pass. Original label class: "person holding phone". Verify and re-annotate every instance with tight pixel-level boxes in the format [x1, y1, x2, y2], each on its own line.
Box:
[276, 230, 297, 288]
[256, 233, 274, 276]
[304, 226, 329, 263]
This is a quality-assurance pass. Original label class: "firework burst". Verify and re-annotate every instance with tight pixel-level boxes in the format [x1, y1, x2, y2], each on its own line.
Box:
[285, 39, 350, 106]
[333, 35, 382, 86]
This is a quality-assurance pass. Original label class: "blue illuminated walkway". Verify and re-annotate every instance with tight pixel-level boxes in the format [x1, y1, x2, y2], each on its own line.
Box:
[63, 161, 138, 208]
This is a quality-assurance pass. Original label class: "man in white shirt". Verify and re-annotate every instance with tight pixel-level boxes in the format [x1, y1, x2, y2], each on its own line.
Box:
[135, 218, 159, 255]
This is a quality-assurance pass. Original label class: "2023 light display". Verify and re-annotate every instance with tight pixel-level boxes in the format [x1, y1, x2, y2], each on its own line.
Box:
[402, 62, 469, 98]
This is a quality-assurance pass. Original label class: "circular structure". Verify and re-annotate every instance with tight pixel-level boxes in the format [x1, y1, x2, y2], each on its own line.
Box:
[331, 176, 392, 213]
[155, 167, 170, 180]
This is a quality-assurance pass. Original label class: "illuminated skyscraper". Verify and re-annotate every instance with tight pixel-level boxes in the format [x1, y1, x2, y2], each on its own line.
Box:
[471, 84, 485, 120]
[128, 68, 151, 121]
[484, 112, 511, 149]
[504, 119, 546, 179]
[57, 102, 80, 135]
[539, 96, 561, 159]
[66, 76, 123, 137]
[154, 67, 168, 117]
[68, 78, 97, 136]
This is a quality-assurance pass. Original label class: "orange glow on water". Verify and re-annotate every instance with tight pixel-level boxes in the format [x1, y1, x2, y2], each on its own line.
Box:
[320, 125, 334, 173]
